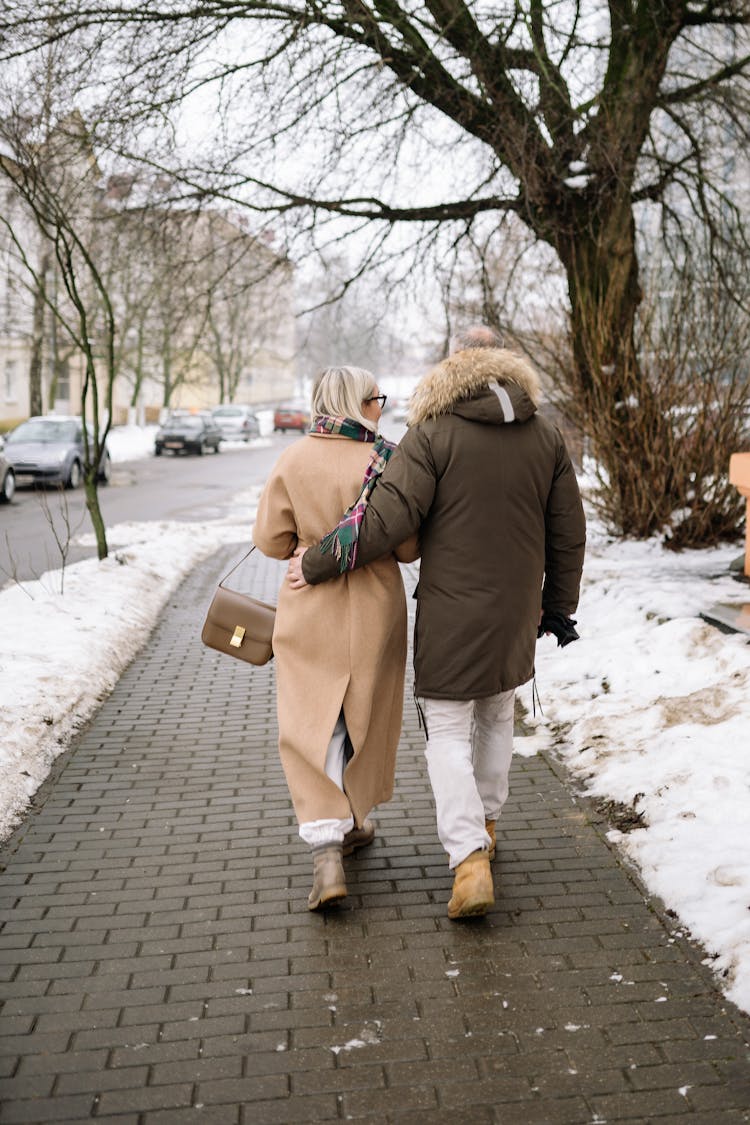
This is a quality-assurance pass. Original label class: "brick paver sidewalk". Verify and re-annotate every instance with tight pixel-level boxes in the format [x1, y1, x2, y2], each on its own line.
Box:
[2, 548, 750, 1124]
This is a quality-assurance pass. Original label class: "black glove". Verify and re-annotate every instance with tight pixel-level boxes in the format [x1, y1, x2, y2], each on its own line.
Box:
[537, 610, 579, 647]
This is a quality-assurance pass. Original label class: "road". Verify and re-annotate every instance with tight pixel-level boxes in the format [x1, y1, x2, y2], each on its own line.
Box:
[0, 436, 296, 586]
[0, 413, 407, 587]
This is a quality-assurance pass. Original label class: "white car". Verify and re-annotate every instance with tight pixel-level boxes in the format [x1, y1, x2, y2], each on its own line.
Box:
[0, 450, 15, 503]
[210, 405, 260, 442]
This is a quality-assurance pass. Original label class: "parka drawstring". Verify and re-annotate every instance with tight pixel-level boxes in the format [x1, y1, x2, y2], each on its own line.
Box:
[414, 691, 429, 740]
[531, 669, 544, 718]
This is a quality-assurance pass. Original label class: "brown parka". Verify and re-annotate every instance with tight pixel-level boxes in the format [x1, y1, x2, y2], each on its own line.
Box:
[302, 348, 586, 700]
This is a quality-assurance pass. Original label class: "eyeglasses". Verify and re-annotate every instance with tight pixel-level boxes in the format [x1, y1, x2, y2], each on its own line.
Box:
[365, 394, 387, 408]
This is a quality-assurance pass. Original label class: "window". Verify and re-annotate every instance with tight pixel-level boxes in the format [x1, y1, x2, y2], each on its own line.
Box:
[56, 360, 71, 403]
[4, 359, 17, 403]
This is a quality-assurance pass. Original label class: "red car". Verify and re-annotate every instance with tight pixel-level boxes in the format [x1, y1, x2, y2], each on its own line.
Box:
[274, 402, 310, 432]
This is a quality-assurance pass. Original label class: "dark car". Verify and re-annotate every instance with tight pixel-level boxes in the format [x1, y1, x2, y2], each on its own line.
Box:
[0, 450, 15, 503]
[274, 401, 310, 433]
[3, 416, 112, 489]
[154, 413, 222, 456]
[210, 404, 260, 442]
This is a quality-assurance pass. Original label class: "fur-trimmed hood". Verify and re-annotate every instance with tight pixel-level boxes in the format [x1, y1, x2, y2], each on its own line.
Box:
[407, 347, 542, 427]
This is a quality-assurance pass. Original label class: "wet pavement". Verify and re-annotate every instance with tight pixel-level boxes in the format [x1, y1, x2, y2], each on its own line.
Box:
[1, 548, 749, 1123]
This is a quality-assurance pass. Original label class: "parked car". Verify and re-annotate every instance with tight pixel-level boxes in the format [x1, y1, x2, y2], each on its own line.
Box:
[3, 416, 112, 488]
[154, 413, 222, 456]
[0, 451, 15, 503]
[210, 404, 260, 442]
[274, 401, 310, 432]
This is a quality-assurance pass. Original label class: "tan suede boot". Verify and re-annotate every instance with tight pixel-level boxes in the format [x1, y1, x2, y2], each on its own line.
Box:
[342, 818, 375, 857]
[485, 819, 496, 861]
[447, 849, 494, 920]
[308, 845, 347, 911]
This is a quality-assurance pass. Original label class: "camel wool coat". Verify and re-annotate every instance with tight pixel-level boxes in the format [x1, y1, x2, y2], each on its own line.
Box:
[253, 433, 414, 829]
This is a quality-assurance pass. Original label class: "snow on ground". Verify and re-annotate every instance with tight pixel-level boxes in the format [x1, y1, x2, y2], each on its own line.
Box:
[106, 424, 160, 461]
[106, 423, 272, 462]
[528, 517, 750, 1015]
[0, 488, 260, 843]
[1, 450, 749, 1015]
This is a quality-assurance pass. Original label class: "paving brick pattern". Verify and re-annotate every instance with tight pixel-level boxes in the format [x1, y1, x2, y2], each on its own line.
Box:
[1, 547, 750, 1123]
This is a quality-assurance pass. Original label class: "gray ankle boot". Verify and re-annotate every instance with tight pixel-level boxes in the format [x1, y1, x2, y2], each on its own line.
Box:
[308, 844, 347, 911]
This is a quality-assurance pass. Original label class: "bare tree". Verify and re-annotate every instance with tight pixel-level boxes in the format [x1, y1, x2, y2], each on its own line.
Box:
[297, 254, 417, 375]
[201, 218, 292, 404]
[3, 1, 749, 538]
[98, 190, 292, 412]
[0, 91, 116, 558]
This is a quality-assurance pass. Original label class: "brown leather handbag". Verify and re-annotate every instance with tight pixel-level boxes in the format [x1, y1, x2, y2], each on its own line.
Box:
[201, 547, 275, 665]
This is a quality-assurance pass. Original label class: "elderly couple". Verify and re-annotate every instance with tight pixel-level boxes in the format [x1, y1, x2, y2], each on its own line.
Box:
[253, 326, 586, 918]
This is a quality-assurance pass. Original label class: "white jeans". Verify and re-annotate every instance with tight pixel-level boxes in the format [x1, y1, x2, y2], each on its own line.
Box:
[299, 712, 354, 849]
[422, 690, 515, 869]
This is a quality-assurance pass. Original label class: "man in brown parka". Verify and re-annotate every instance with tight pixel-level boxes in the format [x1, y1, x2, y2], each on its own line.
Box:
[289, 326, 586, 918]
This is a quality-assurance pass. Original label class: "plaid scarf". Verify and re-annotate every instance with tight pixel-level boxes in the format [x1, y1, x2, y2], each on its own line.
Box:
[312, 414, 396, 572]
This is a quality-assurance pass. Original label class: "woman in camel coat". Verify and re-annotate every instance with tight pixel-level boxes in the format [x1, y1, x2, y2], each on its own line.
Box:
[253, 366, 417, 910]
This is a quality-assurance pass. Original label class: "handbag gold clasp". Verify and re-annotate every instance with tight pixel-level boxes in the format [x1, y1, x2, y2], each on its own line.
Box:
[230, 625, 246, 648]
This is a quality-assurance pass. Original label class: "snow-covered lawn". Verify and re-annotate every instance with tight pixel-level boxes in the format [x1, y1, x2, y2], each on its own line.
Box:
[530, 521, 750, 1015]
[0, 459, 749, 1015]
[106, 423, 161, 461]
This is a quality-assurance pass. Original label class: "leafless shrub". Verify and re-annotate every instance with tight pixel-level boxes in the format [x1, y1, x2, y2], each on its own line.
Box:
[560, 246, 750, 548]
[35, 485, 86, 594]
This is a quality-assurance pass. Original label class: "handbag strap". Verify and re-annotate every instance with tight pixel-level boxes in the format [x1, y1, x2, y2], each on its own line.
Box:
[218, 545, 257, 589]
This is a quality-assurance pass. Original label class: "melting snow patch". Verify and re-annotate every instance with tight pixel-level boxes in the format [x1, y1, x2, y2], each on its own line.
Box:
[445, 969, 460, 978]
[564, 173, 593, 189]
[655, 996, 668, 1002]
[330, 1023, 381, 1054]
[234, 988, 253, 995]
[513, 733, 548, 758]
[564, 1023, 589, 1032]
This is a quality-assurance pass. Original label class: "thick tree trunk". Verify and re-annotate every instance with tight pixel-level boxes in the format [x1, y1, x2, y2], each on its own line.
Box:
[555, 198, 674, 537]
[557, 197, 640, 397]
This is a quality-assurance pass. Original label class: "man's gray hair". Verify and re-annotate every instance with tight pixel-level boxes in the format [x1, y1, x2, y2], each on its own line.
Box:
[450, 325, 504, 354]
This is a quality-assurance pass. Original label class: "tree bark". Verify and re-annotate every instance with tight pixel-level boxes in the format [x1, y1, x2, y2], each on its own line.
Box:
[553, 194, 677, 537]
[555, 196, 641, 397]
[28, 253, 50, 417]
[83, 471, 108, 560]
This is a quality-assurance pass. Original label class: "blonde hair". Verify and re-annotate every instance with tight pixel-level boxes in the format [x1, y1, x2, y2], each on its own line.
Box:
[311, 365, 378, 431]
